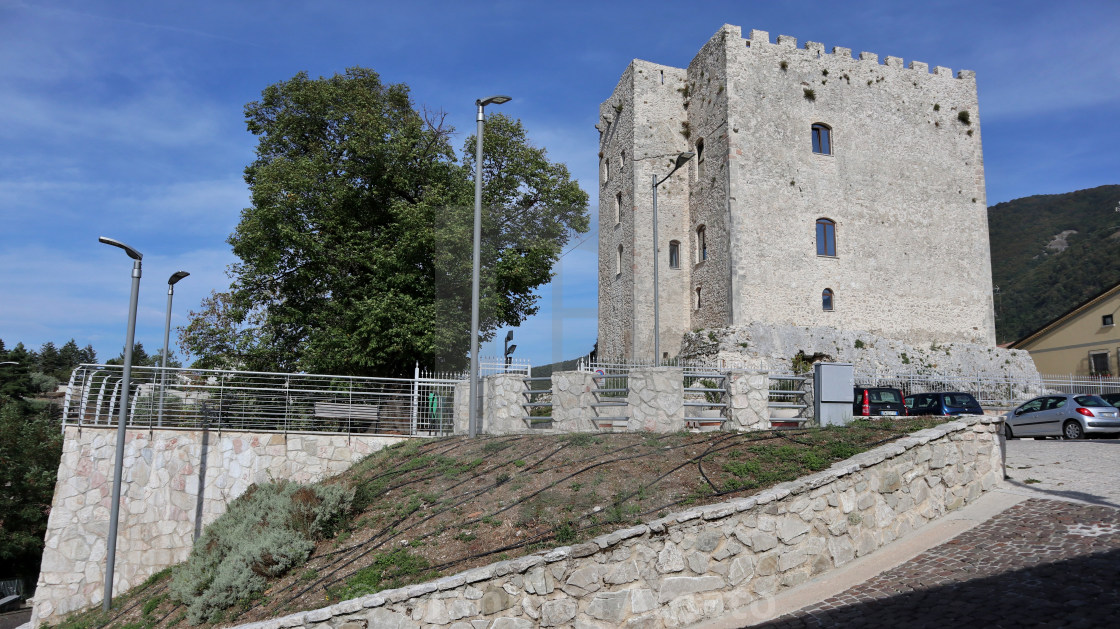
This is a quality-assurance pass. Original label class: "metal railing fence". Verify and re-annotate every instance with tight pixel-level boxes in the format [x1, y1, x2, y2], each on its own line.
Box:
[61, 363, 490, 436]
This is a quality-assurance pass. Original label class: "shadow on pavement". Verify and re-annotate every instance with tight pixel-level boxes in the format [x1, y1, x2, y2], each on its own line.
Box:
[1002, 478, 1120, 510]
[756, 547, 1120, 628]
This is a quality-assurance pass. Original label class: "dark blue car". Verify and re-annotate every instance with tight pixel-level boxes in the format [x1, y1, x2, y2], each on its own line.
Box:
[904, 391, 984, 416]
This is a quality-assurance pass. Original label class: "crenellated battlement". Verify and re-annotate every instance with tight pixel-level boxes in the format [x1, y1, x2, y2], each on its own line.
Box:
[744, 27, 974, 80]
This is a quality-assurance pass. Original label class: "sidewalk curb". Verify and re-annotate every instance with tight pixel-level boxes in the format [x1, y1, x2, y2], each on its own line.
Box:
[691, 488, 1027, 628]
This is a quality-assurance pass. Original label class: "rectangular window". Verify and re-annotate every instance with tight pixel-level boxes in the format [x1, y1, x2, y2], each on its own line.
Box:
[615, 192, 622, 224]
[1104, 314, 1115, 326]
[669, 241, 680, 269]
[816, 220, 836, 256]
[1090, 351, 1110, 375]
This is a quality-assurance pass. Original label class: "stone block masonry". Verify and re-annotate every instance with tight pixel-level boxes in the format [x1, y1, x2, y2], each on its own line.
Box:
[32, 427, 405, 625]
[230, 416, 1003, 629]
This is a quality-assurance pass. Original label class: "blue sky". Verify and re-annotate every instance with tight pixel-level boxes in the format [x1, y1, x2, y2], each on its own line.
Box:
[1, 0, 1118, 371]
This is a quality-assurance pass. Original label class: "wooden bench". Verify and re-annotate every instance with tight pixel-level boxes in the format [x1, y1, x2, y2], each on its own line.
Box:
[313, 401, 380, 432]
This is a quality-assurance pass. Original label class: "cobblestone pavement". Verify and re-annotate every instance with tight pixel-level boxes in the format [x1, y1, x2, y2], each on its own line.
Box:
[757, 497, 1120, 627]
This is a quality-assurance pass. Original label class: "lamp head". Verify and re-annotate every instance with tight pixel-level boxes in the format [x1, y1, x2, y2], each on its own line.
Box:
[477, 95, 512, 107]
[673, 151, 695, 169]
[505, 344, 517, 356]
[505, 330, 514, 343]
[168, 271, 190, 285]
[98, 236, 143, 260]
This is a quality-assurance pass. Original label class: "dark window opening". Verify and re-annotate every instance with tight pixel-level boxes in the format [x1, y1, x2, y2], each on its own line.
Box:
[615, 192, 622, 224]
[816, 218, 836, 256]
[1104, 314, 1115, 326]
[697, 226, 707, 262]
[822, 288, 834, 311]
[669, 240, 680, 269]
[812, 123, 832, 155]
[1090, 351, 1110, 375]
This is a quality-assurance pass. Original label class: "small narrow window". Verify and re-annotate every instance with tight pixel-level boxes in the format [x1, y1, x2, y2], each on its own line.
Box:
[822, 288, 834, 311]
[669, 240, 680, 269]
[660, 70, 664, 84]
[697, 226, 707, 263]
[615, 192, 623, 224]
[599, 154, 606, 184]
[616, 244, 623, 276]
[1104, 314, 1115, 326]
[696, 138, 705, 180]
[605, 157, 611, 181]
[695, 286, 702, 310]
[816, 218, 836, 256]
[811, 123, 832, 155]
[620, 150, 626, 172]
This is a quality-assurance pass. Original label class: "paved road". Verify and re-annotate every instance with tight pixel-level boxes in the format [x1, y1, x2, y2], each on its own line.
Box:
[707, 438, 1120, 628]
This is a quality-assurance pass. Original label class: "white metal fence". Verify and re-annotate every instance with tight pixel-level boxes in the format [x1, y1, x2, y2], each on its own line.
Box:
[61, 360, 526, 437]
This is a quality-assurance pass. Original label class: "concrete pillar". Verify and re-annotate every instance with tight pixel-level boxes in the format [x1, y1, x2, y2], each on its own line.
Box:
[627, 367, 685, 432]
[726, 370, 769, 431]
[482, 373, 528, 435]
[551, 371, 599, 432]
[453, 381, 470, 435]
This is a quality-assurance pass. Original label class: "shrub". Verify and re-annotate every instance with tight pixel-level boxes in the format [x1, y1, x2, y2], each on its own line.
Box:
[170, 481, 353, 624]
[803, 88, 816, 101]
[957, 110, 971, 125]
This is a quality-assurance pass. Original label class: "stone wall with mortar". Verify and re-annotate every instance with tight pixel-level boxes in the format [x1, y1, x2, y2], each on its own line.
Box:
[599, 24, 997, 361]
[32, 428, 404, 625]
[598, 60, 691, 362]
[227, 416, 1003, 629]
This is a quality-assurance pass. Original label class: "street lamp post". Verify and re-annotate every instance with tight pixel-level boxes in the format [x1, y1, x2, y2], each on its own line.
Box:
[651, 152, 694, 364]
[469, 94, 511, 438]
[97, 236, 143, 612]
[157, 271, 189, 427]
[503, 331, 517, 372]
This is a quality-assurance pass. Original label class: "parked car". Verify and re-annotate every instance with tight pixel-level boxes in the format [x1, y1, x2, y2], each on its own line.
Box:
[1101, 392, 1120, 408]
[904, 391, 984, 416]
[853, 387, 906, 416]
[1003, 394, 1120, 440]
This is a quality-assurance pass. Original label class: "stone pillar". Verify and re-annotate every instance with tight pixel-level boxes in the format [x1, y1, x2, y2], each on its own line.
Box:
[726, 370, 769, 431]
[482, 373, 528, 435]
[453, 381, 470, 435]
[627, 367, 685, 432]
[551, 371, 598, 433]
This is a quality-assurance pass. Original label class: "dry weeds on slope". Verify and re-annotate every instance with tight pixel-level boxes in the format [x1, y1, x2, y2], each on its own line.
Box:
[52, 418, 947, 629]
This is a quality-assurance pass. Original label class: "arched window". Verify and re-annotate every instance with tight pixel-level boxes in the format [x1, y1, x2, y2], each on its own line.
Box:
[615, 192, 623, 224]
[822, 288, 834, 311]
[696, 225, 707, 263]
[616, 244, 623, 276]
[695, 286, 702, 310]
[816, 218, 836, 256]
[669, 240, 681, 269]
[811, 123, 832, 155]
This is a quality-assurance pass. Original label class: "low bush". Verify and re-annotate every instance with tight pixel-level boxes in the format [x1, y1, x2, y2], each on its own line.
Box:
[169, 481, 353, 624]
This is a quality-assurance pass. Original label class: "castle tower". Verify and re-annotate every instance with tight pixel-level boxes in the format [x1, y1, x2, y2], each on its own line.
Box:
[598, 25, 995, 361]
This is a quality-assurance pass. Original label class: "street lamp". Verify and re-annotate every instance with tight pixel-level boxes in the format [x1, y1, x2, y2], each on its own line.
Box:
[652, 152, 694, 364]
[157, 271, 189, 427]
[97, 236, 142, 612]
[469, 94, 511, 438]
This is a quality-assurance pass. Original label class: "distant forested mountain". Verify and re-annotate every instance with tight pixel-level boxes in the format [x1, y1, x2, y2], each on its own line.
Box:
[988, 185, 1120, 344]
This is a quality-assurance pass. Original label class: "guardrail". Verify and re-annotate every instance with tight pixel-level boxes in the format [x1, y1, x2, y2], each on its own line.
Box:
[63, 364, 463, 437]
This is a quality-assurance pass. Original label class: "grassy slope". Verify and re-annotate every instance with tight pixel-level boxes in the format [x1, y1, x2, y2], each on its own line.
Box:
[988, 184, 1120, 344]
[53, 418, 949, 629]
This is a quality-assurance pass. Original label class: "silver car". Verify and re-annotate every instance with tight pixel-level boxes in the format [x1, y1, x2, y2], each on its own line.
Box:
[1004, 394, 1120, 440]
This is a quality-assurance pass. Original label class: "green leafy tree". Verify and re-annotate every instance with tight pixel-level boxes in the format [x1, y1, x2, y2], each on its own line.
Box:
[0, 344, 33, 399]
[183, 68, 588, 376]
[0, 397, 63, 588]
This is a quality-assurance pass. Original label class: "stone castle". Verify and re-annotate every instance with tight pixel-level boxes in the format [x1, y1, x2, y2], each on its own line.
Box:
[598, 25, 996, 362]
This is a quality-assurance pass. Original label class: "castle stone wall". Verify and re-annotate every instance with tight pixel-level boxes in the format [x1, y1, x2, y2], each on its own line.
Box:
[599, 24, 997, 361]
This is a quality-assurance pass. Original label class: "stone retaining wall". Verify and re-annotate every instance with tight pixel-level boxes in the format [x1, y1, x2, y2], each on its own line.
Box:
[32, 427, 404, 625]
[232, 415, 1003, 629]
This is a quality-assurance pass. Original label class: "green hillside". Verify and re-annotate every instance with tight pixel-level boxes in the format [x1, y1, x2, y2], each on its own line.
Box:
[988, 184, 1120, 344]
